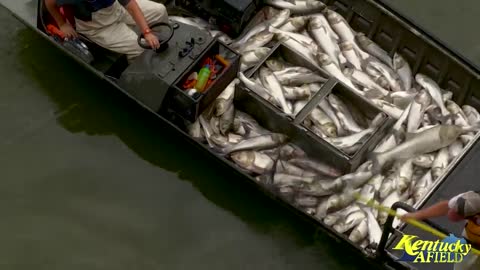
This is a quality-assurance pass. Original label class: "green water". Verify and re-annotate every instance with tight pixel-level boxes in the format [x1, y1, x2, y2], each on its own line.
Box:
[0, 1, 479, 269]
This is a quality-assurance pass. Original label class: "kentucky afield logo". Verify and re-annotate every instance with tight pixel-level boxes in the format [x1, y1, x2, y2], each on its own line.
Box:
[393, 234, 472, 263]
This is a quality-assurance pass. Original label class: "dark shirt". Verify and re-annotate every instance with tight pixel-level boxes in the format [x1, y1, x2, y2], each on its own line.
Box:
[55, 0, 131, 21]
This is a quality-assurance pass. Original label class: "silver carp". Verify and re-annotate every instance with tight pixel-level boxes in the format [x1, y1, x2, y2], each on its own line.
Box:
[334, 209, 366, 234]
[343, 68, 389, 97]
[393, 53, 413, 91]
[407, 90, 432, 134]
[273, 173, 316, 186]
[415, 74, 449, 117]
[462, 105, 480, 125]
[368, 60, 403, 92]
[259, 67, 293, 115]
[328, 94, 364, 133]
[371, 125, 467, 174]
[316, 188, 360, 218]
[365, 64, 390, 89]
[232, 9, 290, 48]
[319, 99, 346, 136]
[364, 207, 382, 244]
[348, 219, 368, 244]
[326, 128, 374, 150]
[219, 104, 235, 135]
[356, 32, 393, 67]
[279, 16, 308, 32]
[264, 0, 326, 14]
[300, 178, 344, 197]
[309, 107, 337, 137]
[373, 134, 397, 154]
[231, 151, 275, 174]
[413, 170, 433, 203]
[432, 147, 449, 179]
[289, 157, 342, 177]
[390, 91, 416, 110]
[295, 196, 319, 208]
[240, 48, 271, 72]
[238, 72, 278, 105]
[274, 69, 327, 86]
[215, 79, 238, 116]
[339, 41, 363, 70]
[282, 85, 311, 100]
[309, 17, 342, 67]
[324, 204, 361, 226]
[396, 159, 414, 193]
[266, 58, 292, 72]
[310, 13, 339, 40]
[270, 26, 318, 53]
[276, 160, 317, 177]
[199, 114, 215, 148]
[293, 100, 308, 116]
[317, 53, 365, 96]
[277, 34, 322, 70]
[326, 10, 370, 60]
[371, 99, 404, 119]
[448, 140, 464, 160]
[223, 133, 289, 154]
[413, 154, 435, 168]
[238, 32, 275, 54]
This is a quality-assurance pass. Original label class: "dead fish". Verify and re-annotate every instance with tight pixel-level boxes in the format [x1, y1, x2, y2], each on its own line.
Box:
[325, 128, 374, 150]
[319, 99, 346, 136]
[448, 140, 464, 160]
[240, 48, 271, 72]
[228, 133, 244, 144]
[390, 91, 416, 110]
[219, 105, 236, 135]
[356, 32, 393, 67]
[340, 170, 374, 190]
[269, 26, 318, 53]
[223, 133, 289, 154]
[413, 154, 435, 168]
[371, 99, 404, 119]
[238, 72, 277, 105]
[326, 9, 370, 60]
[187, 119, 203, 140]
[343, 68, 389, 97]
[273, 173, 318, 187]
[210, 116, 221, 135]
[396, 159, 414, 193]
[348, 219, 368, 244]
[370, 125, 468, 174]
[462, 105, 480, 125]
[265, 58, 292, 71]
[407, 90, 432, 134]
[432, 147, 449, 179]
[316, 188, 360, 219]
[232, 9, 290, 48]
[276, 160, 317, 177]
[393, 53, 413, 91]
[334, 209, 366, 234]
[215, 79, 238, 116]
[378, 191, 407, 225]
[277, 34, 321, 70]
[317, 53, 364, 96]
[379, 172, 398, 200]
[309, 107, 337, 137]
[300, 178, 344, 197]
[274, 68, 327, 86]
[324, 204, 361, 226]
[295, 196, 319, 208]
[279, 16, 308, 32]
[259, 67, 293, 115]
[328, 94, 364, 133]
[363, 207, 382, 244]
[231, 151, 275, 174]
[446, 100, 470, 127]
[365, 64, 390, 89]
[282, 85, 311, 100]
[413, 170, 433, 203]
[415, 74, 449, 117]
[368, 60, 403, 92]
[309, 17, 342, 67]
[373, 134, 397, 154]
[238, 32, 275, 54]
[293, 100, 308, 116]
[199, 114, 215, 148]
[289, 157, 342, 178]
[339, 41, 363, 70]
[265, 0, 326, 14]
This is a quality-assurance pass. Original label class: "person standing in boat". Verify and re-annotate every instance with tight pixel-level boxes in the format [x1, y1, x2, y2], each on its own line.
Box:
[45, 0, 168, 61]
[402, 190, 480, 270]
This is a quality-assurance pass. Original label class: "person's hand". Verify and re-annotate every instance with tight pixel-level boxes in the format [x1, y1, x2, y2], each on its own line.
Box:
[401, 212, 420, 222]
[144, 32, 160, 50]
[59, 23, 78, 40]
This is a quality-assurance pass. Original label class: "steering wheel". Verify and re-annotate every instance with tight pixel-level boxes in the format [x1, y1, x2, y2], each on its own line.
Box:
[137, 22, 174, 52]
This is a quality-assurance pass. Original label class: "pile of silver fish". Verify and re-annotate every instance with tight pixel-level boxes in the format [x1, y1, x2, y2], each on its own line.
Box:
[184, 1, 480, 251]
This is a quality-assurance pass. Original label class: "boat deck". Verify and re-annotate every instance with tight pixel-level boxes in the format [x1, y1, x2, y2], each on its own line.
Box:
[386, 140, 480, 270]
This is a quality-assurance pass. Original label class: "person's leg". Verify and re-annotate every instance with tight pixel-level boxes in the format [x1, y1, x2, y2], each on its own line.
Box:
[75, 2, 145, 60]
[121, 0, 168, 26]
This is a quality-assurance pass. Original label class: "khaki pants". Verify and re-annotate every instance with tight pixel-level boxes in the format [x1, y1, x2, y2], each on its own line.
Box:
[75, 0, 168, 60]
